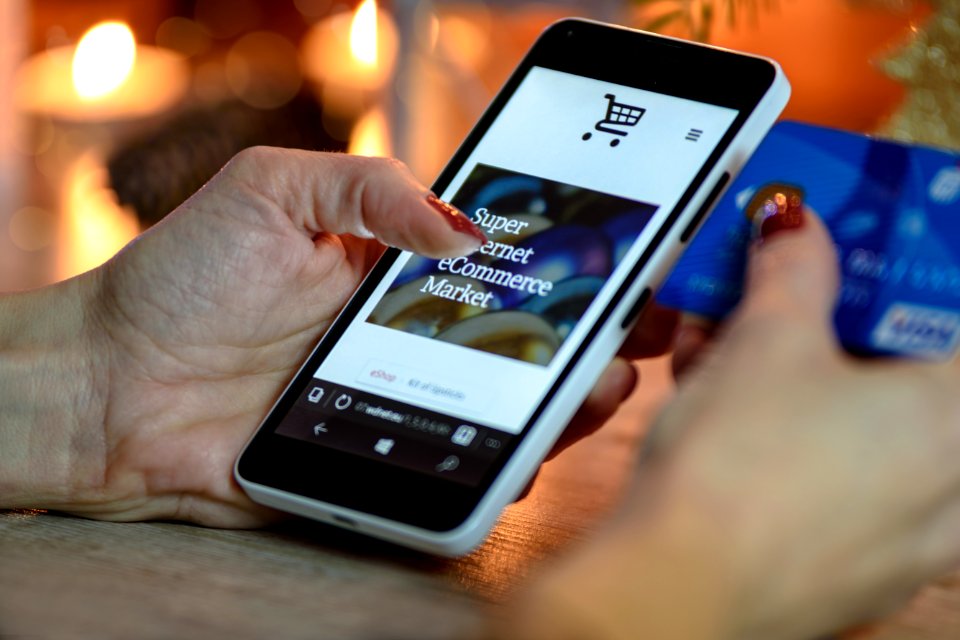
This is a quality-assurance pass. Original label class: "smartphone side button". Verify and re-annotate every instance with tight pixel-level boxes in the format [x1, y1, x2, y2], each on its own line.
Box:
[332, 514, 358, 527]
[621, 287, 653, 330]
[680, 171, 730, 243]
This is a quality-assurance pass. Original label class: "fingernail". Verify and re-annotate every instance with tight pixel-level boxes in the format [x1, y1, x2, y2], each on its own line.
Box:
[426, 194, 486, 245]
[746, 184, 805, 242]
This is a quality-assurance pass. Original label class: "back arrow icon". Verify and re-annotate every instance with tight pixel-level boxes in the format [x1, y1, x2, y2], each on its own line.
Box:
[313, 423, 328, 435]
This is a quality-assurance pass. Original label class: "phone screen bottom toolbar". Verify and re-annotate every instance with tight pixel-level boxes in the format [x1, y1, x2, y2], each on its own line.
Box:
[275, 381, 513, 487]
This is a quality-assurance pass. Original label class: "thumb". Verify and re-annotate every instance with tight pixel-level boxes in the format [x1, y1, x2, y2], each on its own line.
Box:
[738, 185, 839, 329]
[221, 147, 486, 258]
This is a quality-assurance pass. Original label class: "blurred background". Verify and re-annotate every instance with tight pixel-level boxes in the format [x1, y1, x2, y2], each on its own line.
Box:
[0, 0, 951, 292]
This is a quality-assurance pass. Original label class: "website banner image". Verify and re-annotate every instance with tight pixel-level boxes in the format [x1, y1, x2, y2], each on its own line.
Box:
[367, 163, 658, 366]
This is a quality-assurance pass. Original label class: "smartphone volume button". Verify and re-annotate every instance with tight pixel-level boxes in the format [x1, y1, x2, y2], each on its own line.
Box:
[621, 287, 653, 330]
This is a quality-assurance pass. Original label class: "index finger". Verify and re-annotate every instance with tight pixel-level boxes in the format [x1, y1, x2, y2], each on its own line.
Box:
[219, 147, 486, 258]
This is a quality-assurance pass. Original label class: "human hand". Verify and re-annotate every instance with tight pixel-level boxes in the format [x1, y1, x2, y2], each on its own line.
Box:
[0, 148, 675, 528]
[511, 204, 960, 639]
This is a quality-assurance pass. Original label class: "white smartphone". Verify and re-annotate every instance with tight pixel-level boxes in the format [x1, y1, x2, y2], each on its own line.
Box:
[235, 18, 790, 556]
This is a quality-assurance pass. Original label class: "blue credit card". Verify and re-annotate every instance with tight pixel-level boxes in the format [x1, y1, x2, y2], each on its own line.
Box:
[659, 120, 960, 359]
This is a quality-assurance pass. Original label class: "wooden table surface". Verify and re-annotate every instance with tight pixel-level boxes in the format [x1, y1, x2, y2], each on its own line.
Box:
[3, 356, 960, 639]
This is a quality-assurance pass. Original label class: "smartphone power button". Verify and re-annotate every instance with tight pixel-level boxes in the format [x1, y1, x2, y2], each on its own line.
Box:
[680, 171, 730, 243]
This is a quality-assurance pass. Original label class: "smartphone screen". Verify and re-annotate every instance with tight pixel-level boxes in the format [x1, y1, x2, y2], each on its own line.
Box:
[237, 20, 784, 538]
[282, 66, 735, 474]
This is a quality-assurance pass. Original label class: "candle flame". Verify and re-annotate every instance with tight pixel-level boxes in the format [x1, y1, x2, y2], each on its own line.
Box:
[348, 108, 391, 157]
[72, 22, 137, 100]
[59, 153, 140, 280]
[349, 0, 378, 67]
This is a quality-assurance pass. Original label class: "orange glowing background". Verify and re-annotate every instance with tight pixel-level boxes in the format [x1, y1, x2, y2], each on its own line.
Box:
[2, 0, 939, 291]
[668, 0, 932, 132]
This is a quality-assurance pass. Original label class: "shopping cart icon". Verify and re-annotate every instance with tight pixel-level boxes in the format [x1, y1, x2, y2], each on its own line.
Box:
[582, 94, 645, 147]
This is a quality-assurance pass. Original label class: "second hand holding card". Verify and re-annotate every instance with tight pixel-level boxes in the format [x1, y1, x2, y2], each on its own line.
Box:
[659, 120, 960, 360]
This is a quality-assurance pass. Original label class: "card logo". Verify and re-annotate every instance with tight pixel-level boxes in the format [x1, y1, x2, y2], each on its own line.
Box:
[872, 302, 960, 358]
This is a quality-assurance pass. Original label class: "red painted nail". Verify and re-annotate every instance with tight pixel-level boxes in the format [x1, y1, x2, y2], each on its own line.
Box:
[746, 184, 805, 242]
[426, 194, 486, 244]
